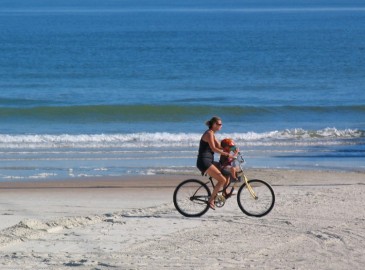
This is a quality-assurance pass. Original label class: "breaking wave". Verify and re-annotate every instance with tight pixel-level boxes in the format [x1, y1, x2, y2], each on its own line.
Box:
[0, 128, 363, 149]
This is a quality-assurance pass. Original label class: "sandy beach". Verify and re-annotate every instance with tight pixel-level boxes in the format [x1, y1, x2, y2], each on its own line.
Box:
[0, 169, 364, 269]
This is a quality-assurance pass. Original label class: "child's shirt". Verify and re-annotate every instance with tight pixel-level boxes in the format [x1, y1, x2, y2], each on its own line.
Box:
[219, 152, 233, 167]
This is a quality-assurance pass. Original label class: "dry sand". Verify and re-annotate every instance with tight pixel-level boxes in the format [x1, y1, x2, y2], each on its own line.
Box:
[0, 169, 364, 269]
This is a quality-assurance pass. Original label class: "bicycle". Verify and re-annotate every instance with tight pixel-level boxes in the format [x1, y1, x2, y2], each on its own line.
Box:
[173, 153, 275, 217]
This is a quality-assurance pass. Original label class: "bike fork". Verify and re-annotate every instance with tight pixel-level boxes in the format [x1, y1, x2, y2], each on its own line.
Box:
[243, 175, 258, 200]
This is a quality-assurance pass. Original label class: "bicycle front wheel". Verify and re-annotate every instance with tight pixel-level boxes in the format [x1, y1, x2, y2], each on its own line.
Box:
[237, 179, 275, 217]
[173, 179, 211, 217]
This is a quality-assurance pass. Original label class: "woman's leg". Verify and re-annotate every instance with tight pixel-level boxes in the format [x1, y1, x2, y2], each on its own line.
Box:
[205, 164, 228, 207]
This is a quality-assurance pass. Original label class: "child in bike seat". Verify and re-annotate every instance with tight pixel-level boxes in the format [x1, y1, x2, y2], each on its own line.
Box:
[220, 138, 241, 182]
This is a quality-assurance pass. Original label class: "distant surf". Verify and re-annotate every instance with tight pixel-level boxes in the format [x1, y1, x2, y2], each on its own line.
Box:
[0, 128, 363, 149]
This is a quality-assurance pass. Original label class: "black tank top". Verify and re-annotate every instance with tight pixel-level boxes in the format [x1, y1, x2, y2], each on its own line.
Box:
[198, 133, 214, 158]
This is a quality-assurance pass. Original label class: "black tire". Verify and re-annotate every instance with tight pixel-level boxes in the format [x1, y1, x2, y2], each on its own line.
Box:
[237, 179, 275, 217]
[173, 179, 211, 217]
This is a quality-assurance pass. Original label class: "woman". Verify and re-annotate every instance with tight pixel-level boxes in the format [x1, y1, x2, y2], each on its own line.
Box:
[196, 116, 234, 210]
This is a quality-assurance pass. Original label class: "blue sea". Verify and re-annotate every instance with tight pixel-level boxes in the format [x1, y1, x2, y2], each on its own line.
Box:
[1, 0, 364, 181]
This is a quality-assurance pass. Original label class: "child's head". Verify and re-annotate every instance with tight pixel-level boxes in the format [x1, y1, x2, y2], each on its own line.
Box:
[221, 138, 236, 153]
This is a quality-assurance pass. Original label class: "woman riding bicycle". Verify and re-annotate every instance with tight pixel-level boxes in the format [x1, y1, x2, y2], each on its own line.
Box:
[196, 116, 235, 210]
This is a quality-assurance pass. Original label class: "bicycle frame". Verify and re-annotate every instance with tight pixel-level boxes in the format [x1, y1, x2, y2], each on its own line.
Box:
[191, 186, 211, 204]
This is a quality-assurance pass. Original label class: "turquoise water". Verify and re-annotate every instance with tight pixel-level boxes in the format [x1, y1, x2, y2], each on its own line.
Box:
[0, 0, 364, 180]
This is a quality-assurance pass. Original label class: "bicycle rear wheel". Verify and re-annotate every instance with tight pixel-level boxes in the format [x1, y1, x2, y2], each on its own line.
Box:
[173, 179, 211, 217]
[237, 179, 275, 217]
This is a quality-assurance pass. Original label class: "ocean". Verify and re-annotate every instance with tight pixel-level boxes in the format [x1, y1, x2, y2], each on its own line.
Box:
[1, 0, 364, 181]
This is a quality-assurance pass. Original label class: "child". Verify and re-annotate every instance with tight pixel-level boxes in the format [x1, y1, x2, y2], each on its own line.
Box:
[220, 138, 240, 181]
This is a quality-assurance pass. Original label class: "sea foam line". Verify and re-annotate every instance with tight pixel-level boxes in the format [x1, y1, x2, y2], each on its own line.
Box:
[0, 128, 363, 149]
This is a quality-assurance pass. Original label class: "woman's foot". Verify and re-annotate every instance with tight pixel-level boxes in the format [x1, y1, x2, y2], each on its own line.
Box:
[208, 200, 216, 210]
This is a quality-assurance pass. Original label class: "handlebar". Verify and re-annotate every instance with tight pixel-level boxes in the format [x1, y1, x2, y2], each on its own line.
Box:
[233, 152, 245, 164]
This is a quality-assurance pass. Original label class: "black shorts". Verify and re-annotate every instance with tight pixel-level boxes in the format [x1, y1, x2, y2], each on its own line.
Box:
[196, 156, 213, 174]
[220, 166, 231, 176]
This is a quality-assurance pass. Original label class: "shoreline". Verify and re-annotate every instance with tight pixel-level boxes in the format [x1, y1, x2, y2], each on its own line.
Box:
[1, 169, 364, 269]
[0, 168, 364, 188]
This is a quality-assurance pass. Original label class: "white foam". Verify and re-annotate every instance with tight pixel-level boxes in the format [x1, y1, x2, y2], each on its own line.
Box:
[0, 128, 362, 149]
[29, 173, 57, 179]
